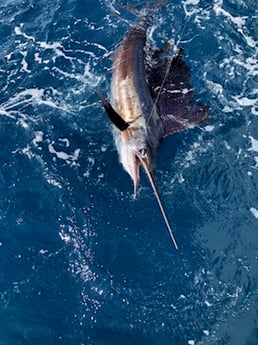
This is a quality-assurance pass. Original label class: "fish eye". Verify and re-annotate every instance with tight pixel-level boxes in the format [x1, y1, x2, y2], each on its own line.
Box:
[138, 148, 147, 157]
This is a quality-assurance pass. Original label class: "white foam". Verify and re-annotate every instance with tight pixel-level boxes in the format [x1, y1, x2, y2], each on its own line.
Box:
[59, 138, 70, 147]
[48, 142, 80, 164]
[250, 207, 258, 219]
[72, 148, 81, 161]
[100, 145, 108, 152]
[39, 249, 48, 254]
[39, 41, 68, 63]
[14, 26, 22, 35]
[39, 41, 63, 50]
[224, 141, 231, 150]
[182, 0, 201, 16]
[89, 42, 108, 52]
[188, 340, 195, 345]
[206, 79, 224, 99]
[102, 0, 121, 16]
[214, 1, 257, 48]
[2, 87, 73, 115]
[20, 51, 30, 73]
[32, 131, 44, 146]
[183, 136, 211, 168]
[179, 294, 186, 299]
[251, 107, 258, 116]
[34, 52, 42, 63]
[22, 146, 35, 159]
[14, 24, 90, 73]
[185, 0, 200, 5]
[204, 300, 213, 307]
[45, 176, 62, 188]
[5, 88, 44, 110]
[222, 105, 234, 113]
[0, 107, 16, 119]
[59, 231, 71, 243]
[53, 61, 101, 88]
[205, 125, 215, 132]
[14, 24, 35, 41]
[232, 96, 257, 107]
[248, 136, 258, 152]
[48, 143, 70, 160]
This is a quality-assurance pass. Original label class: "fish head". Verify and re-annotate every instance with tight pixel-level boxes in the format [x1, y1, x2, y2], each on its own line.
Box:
[122, 146, 152, 196]
[118, 127, 152, 196]
[132, 146, 152, 191]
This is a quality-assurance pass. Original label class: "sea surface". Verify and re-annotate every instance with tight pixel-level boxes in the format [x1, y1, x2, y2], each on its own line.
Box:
[0, 0, 257, 344]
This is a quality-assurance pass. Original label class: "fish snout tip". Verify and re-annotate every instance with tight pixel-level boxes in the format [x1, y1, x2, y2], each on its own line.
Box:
[132, 178, 138, 199]
[120, 148, 140, 196]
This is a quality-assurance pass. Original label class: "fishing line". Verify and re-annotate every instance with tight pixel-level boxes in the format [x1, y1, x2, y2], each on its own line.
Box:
[101, 0, 151, 29]
[147, 10, 191, 125]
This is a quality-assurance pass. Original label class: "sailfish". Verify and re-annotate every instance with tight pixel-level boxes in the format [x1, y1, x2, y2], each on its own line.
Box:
[98, 21, 209, 249]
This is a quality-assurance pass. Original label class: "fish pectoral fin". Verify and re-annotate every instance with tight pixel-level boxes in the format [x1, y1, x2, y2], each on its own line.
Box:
[97, 89, 129, 131]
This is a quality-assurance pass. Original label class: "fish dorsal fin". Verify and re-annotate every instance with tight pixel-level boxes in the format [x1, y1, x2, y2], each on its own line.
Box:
[97, 89, 129, 131]
[147, 48, 209, 136]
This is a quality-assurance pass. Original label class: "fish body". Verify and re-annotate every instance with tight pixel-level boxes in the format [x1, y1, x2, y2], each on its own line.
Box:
[111, 26, 163, 193]
[98, 22, 209, 249]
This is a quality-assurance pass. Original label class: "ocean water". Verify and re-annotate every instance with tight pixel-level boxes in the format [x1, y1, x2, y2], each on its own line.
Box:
[0, 0, 257, 344]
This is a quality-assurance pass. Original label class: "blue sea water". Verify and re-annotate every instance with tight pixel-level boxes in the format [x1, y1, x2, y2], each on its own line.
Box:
[0, 0, 258, 344]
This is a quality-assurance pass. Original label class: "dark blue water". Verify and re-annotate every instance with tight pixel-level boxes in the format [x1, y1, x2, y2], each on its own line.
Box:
[0, 0, 257, 344]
